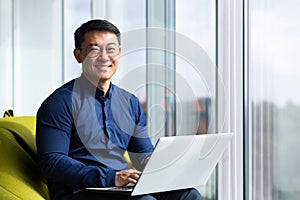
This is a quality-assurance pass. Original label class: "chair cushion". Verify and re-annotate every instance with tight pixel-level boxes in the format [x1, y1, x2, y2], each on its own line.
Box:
[0, 128, 49, 199]
[0, 116, 37, 157]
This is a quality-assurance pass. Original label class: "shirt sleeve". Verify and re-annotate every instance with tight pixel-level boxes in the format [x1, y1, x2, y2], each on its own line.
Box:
[36, 92, 116, 188]
[127, 95, 154, 171]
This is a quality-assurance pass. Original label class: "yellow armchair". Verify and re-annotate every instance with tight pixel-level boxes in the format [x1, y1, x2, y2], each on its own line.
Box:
[0, 113, 133, 199]
[0, 116, 49, 200]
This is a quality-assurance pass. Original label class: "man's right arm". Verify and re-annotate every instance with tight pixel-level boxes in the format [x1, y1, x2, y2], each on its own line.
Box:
[36, 93, 116, 188]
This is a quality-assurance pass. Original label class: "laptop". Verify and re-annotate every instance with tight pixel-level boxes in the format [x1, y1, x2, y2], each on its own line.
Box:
[86, 132, 233, 196]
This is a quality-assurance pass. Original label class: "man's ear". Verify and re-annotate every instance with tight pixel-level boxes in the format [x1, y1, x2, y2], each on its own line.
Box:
[73, 49, 82, 63]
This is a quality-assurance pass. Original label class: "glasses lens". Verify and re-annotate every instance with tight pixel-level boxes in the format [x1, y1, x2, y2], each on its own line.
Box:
[86, 45, 119, 58]
[88, 49, 100, 58]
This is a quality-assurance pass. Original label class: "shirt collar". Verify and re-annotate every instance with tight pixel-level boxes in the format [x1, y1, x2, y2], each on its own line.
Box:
[78, 74, 114, 100]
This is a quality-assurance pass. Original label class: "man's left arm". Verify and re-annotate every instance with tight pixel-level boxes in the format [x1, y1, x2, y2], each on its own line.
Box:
[127, 95, 154, 171]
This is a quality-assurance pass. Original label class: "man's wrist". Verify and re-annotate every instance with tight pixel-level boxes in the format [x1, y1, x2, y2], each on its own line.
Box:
[106, 169, 116, 186]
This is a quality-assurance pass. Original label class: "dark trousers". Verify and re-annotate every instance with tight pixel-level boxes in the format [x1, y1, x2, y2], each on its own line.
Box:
[72, 188, 202, 200]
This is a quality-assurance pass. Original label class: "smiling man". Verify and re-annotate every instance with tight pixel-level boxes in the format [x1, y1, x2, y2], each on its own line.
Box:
[36, 19, 201, 200]
[73, 30, 120, 95]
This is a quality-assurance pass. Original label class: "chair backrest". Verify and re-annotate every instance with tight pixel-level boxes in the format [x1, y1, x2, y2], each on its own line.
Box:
[0, 116, 49, 199]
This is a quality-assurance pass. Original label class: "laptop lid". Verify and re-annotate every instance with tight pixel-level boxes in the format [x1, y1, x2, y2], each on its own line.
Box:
[131, 132, 233, 196]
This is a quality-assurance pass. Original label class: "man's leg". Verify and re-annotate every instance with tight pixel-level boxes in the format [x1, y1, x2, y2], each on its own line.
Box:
[133, 195, 156, 200]
[72, 188, 201, 200]
[72, 189, 157, 200]
[152, 188, 202, 200]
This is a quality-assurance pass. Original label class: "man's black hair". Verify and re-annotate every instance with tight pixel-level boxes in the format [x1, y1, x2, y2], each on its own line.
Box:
[74, 19, 121, 49]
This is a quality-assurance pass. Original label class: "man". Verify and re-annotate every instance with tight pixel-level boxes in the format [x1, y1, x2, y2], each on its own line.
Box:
[36, 19, 201, 200]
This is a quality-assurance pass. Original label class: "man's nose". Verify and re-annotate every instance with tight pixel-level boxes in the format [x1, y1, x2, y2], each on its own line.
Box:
[98, 50, 110, 61]
[98, 50, 109, 61]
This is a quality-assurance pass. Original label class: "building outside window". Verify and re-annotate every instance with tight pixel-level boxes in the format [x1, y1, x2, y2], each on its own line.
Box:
[248, 0, 300, 199]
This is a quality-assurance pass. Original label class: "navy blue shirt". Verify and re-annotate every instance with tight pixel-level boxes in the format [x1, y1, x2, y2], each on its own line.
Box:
[36, 75, 153, 199]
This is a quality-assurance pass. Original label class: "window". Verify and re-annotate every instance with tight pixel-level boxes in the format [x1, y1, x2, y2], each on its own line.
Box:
[176, 1, 217, 198]
[248, 0, 300, 199]
[4, 0, 63, 115]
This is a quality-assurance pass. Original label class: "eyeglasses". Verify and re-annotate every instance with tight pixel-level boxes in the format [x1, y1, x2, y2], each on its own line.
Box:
[82, 43, 120, 58]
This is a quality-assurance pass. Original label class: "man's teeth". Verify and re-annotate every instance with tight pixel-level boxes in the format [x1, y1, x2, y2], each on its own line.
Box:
[96, 65, 110, 68]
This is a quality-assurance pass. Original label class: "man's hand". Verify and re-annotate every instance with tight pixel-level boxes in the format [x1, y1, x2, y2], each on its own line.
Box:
[115, 169, 141, 187]
[144, 156, 151, 165]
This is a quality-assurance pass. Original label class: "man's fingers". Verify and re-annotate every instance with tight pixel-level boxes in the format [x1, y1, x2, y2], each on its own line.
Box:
[129, 172, 140, 180]
[127, 177, 138, 184]
[127, 169, 141, 175]
[121, 171, 140, 180]
[115, 169, 142, 186]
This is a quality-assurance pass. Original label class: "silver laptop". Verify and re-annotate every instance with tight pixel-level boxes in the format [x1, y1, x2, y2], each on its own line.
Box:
[86, 132, 233, 196]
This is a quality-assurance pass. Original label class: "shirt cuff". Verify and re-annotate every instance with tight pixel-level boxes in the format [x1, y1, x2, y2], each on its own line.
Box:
[106, 169, 116, 186]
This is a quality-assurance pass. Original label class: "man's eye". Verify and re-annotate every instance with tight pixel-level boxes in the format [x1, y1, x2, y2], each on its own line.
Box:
[88, 49, 100, 57]
[89, 48, 100, 53]
[107, 48, 116, 52]
[89, 47, 100, 52]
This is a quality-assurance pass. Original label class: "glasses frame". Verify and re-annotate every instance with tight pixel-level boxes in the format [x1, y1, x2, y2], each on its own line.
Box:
[80, 43, 121, 58]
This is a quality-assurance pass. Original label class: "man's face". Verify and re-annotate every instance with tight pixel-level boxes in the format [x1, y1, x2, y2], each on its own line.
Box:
[74, 30, 121, 86]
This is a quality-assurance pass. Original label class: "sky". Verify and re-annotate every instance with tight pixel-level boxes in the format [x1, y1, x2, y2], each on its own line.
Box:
[249, 0, 300, 107]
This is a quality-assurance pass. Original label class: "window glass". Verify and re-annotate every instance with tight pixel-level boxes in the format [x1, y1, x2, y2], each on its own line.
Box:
[64, 0, 91, 82]
[249, 0, 300, 199]
[176, 0, 216, 198]
[13, 0, 63, 115]
[0, 0, 13, 113]
[176, 0, 216, 134]
[109, 0, 147, 104]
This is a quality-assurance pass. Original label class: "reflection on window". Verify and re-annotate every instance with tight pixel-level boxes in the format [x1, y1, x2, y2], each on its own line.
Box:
[249, 0, 300, 199]
[176, 0, 216, 199]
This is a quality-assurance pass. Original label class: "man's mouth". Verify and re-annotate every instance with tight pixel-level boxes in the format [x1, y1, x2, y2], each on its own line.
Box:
[95, 65, 111, 70]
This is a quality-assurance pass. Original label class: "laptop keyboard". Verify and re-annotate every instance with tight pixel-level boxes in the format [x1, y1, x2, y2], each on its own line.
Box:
[110, 186, 134, 191]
